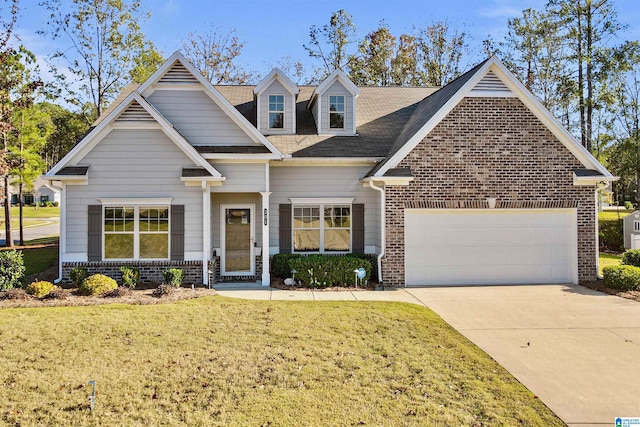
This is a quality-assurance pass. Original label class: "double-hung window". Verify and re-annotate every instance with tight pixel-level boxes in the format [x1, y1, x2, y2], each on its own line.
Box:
[293, 203, 351, 252]
[329, 95, 345, 129]
[269, 94, 284, 129]
[104, 205, 169, 260]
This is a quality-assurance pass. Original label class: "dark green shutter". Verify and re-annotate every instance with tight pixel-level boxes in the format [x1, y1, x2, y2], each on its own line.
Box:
[279, 204, 292, 254]
[171, 205, 184, 261]
[352, 204, 365, 254]
[88, 205, 102, 261]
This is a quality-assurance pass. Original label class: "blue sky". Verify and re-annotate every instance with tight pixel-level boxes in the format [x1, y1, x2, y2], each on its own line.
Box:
[12, 0, 640, 78]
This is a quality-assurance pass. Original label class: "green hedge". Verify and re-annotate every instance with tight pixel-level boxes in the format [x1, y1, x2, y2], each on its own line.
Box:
[271, 254, 302, 278]
[289, 255, 371, 288]
[598, 218, 624, 252]
[602, 265, 640, 291]
[621, 249, 640, 267]
[0, 250, 25, 291]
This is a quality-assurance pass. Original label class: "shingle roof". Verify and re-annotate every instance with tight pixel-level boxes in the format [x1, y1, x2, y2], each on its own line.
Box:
[574, 169, 605, 177]
[56, 166, 89, 176]
[182, 167, 212, 177]
[215, 85, 437, 157]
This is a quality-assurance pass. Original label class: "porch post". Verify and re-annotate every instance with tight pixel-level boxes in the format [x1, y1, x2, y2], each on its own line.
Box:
[202, 181, 211, 286]
[260, 191, 271, 286]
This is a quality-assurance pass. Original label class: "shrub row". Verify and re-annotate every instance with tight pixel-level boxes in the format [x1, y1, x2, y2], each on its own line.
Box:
[0, 250, 25, 291]
[287, 254, 371, 288]
[602, 265, 640, 291]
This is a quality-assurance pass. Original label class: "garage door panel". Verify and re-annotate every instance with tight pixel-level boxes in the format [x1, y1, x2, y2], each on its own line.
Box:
[405, 209, 576, 286]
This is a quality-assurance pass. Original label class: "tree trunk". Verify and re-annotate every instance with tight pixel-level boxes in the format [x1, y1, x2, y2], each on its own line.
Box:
[585, 2, 593, 154]
[3, 176, 12, 247]
[18, 182, 23, 246]
[576, 4, 587, 150]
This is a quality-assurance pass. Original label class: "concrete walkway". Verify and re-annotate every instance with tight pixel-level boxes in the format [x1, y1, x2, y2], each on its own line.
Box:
[216, 284, 640, 426]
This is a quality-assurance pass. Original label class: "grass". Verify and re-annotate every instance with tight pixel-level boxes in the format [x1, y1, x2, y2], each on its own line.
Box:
[599, 252, 622, 275]
[0, 298, 562, 426]
[598, 209, 633, 221]
[0, 206, 60, 219]
[22, 245, 58, 277]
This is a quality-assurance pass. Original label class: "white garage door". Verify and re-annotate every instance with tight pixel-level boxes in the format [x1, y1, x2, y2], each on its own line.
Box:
[405, 209, 577, 286]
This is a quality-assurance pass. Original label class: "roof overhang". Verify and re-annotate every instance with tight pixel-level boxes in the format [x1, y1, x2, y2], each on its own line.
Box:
[361, 176, 414, 186]
[573, 169, 619, 187]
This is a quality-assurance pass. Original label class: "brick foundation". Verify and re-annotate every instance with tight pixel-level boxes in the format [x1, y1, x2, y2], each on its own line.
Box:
[382, 97, 597, 286]
[61, 260, 204, 285]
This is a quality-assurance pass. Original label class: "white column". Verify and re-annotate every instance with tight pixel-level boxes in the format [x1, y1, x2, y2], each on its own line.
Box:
[260, 191, 271, 286]
[202, 181, 211, 286]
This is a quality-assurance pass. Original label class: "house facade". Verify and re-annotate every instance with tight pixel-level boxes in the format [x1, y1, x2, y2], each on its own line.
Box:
[44, 52, 615, 287]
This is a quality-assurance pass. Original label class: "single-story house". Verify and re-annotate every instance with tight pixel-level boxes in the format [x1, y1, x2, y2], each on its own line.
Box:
[8, 176, 61, 205]
[44, 52, 616, 287]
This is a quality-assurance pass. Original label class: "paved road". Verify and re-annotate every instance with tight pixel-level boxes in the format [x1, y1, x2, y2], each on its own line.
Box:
[0, 218, 59, 245]
[216, 284, 640, 426]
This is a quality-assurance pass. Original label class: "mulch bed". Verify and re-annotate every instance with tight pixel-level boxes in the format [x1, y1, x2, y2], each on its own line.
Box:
[580, 280, 640, 303]
[269, 276, 379, 292]
[0, 284, 218, 309]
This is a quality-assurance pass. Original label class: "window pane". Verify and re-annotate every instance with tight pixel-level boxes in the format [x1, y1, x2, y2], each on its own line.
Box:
[330, 112, 344, 128]
[294, 229, 320, 251]
[105, 234, 134, 259]
[269, 112, 284, 128]
[140, 234, 168, 259]
[324, 229, 350, 251]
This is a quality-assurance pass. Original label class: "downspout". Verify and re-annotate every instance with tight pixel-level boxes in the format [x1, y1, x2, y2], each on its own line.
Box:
[368, 180, 385, 284]
[595, 181, 608, 279]
[49, 180, 64, 284]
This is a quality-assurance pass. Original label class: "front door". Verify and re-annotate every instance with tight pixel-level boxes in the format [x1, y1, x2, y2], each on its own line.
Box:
[221, 205, 254, 275]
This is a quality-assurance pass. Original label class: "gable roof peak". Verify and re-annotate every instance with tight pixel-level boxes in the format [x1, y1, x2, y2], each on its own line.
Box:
[253, 67, 299, 96]
[314, 68, 360, 97]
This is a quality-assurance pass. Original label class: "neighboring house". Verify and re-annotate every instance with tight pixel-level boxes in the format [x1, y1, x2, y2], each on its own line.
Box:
[44, 52, 616, 287]
[9, 176, 61, 205]
[623, 211, 640, 249]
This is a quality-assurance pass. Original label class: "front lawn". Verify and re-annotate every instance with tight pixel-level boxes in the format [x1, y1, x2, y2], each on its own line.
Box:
[0, 298, 562, 426]
[0, 206, 60, 219]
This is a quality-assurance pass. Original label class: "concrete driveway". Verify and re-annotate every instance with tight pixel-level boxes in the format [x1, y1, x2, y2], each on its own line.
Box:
[406, 284, 640, 427]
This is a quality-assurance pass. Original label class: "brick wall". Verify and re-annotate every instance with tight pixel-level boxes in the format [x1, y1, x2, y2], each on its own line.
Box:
[61, 260, 204, 285]
[382, 97, 596, 286]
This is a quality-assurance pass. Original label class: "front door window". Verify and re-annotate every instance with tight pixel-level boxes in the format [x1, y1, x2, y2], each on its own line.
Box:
[222, 206, 253, 274]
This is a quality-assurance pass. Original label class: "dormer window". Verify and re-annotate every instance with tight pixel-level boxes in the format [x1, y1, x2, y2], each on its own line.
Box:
[329, 95, 345, 129]
[269, 95, 285, 129]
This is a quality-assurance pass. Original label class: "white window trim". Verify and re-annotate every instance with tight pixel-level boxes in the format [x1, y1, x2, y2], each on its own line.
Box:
[291, 202, 353, 254]
[268, 94, 285, 130]
[99, 197, 172, 206]
[328, 94, 346, 130]
[102, 205, 171, 261]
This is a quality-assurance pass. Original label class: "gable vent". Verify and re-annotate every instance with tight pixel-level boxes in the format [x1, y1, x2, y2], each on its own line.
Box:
[115, 101, 155, 123]
[158, 62, 200, 84]
[469, 71, 514, 97]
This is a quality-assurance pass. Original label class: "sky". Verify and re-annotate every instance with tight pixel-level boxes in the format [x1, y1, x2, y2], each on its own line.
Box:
[10, 0, 640, 80]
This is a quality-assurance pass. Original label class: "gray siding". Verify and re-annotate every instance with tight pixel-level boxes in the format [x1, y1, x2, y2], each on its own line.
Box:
[147, 90, 258, 146]
[320, 81, 354, 135]
[210, 193, 263, 249]
[64, 129, 203, 259]
[258, 80, 295, 134]
[269, 165, 380, 253]
[210, 163, 266, 193]
[311, 97, 320, 134]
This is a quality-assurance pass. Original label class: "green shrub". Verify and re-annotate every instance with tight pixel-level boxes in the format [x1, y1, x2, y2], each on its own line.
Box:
[598, 218, 624, 252]
[162, 268, 184, 287]
[625, 201, 635, 210]
[288, 255, 371, 288]
[78, 274, 118, 296]
[271, 254, 302, 278]
[25, 280, 56, 298]
[69, 267, 89, 287]
[622, 249, 640, 268]
[0, 250, 25, 291]
[602, 265, 640, 291]
[119, 266, 140, 288]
